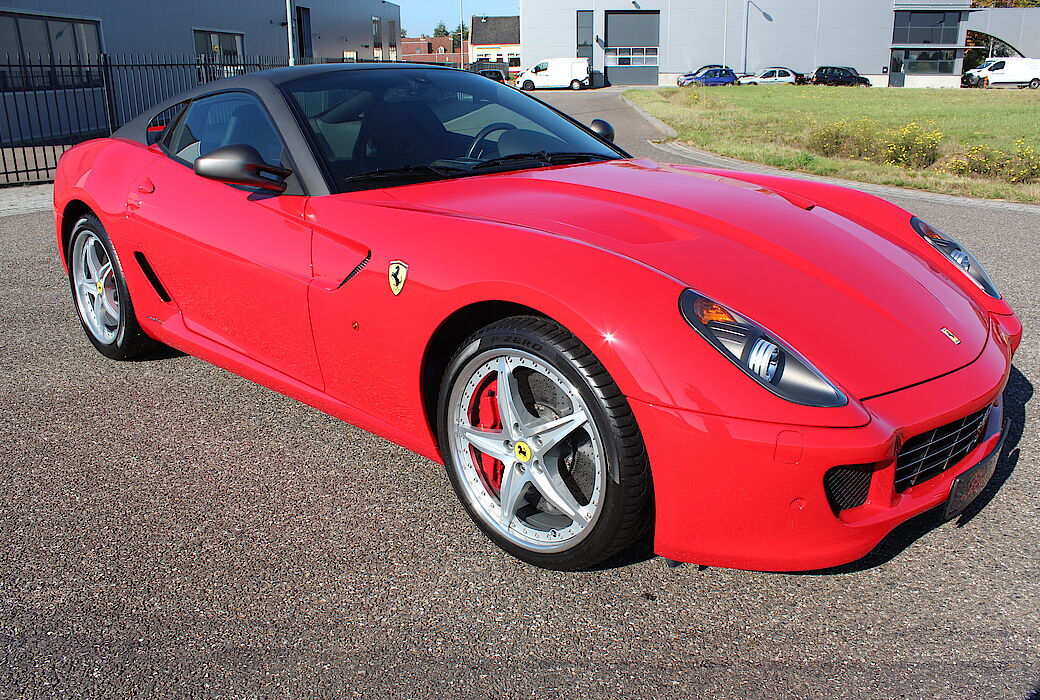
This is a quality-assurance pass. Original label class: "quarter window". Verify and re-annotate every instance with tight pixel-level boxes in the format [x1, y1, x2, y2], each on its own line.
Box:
[165, 92, 285, 169]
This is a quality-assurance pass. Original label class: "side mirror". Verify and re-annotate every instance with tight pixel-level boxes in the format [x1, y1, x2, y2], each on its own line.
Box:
[590, 119, 615, 143]
[194, 144, 292, 193]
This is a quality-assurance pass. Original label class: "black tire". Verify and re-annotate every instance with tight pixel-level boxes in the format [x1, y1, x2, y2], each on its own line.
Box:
[67, 213, 160, 360]
[1030, 78, 1040, 90]
[437, 316, 653, 571]
[570, 79, 582, 90]
[522, 80, 535, 91]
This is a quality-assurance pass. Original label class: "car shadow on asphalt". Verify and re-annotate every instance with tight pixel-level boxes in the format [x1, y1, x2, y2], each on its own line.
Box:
[794, 364, 1033, 577]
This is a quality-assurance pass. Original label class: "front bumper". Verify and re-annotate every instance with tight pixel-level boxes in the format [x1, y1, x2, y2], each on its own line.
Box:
[633, 312, 1020, 571]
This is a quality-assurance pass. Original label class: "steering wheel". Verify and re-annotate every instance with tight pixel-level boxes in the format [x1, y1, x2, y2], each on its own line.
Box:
[466, 122, 518, 159]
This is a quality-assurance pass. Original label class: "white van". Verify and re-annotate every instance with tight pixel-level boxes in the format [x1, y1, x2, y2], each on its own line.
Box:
[964, 57, 1040, 89]
[515, 58, 591, 91]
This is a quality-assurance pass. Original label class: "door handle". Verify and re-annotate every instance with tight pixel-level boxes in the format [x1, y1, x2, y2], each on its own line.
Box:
[138, 178, 155, 194]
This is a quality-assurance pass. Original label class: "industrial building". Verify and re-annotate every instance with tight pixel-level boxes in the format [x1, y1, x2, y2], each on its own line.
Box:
[519, 0, 1039, 87]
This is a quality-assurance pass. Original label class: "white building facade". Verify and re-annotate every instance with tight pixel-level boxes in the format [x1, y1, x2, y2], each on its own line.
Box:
[519, 0, 984, 87]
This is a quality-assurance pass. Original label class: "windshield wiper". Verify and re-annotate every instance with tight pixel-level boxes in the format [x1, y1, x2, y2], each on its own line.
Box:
[342, 164, 458, 184]
[471, 151, 616, 171]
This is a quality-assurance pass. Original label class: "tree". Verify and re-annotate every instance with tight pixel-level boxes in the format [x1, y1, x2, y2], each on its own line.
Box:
[433, 21, 450, 37]
[452, 23, 469, 52]
[400, 27, 408, 38]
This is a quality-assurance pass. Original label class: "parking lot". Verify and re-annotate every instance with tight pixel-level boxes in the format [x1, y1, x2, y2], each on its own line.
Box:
[1, 88, 1037, 698]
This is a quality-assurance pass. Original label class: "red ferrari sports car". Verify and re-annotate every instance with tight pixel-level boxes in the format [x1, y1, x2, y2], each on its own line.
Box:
[54, 64, 1020, 571]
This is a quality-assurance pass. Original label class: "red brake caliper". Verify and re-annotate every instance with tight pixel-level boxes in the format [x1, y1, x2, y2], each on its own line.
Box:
[470, 374, 505, 495]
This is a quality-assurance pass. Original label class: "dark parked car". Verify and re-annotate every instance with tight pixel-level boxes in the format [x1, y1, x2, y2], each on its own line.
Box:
[811, 66, 871, 87]
[477, 69, 507, 83]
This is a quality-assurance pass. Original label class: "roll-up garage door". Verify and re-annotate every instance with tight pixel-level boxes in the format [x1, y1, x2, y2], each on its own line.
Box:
[604, 10, 660, 85]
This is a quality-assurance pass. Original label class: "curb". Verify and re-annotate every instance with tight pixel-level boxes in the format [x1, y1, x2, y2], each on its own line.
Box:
[620, 95, 677, 139]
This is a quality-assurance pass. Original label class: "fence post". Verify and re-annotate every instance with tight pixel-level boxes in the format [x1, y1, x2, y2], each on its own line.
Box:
[100, 53, 118, 134]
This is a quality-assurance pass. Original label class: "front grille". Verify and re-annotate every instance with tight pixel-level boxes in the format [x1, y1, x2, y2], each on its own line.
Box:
[895, 407, 990, 492]
[824, 464, 873, 513]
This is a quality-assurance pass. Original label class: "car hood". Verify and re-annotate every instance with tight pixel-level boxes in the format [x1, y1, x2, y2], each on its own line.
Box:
[388, 159, 988, 399]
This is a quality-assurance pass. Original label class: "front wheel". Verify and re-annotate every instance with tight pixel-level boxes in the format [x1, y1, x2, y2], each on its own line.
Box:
[68, 214, 159, 360]
[438, 316, 652, 570]
[522, 80, 535, 91]
[570, 79, 583, 90]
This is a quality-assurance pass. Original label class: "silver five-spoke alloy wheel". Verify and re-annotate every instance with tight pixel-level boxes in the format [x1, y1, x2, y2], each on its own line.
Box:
[71, 229, 120, 344]
[447, 348, 606, 553]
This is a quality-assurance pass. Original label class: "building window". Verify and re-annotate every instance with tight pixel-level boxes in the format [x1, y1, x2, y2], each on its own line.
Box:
[0, 11, 102, 91]
[387, 19, 398, 60]
[372, 16, 382, 59]
[891, 48, 958, 74]
[194, 30, 244, 59]
[295, 6, 312, 59]
[604, 47, 658, 66]
[577, 10, 594, 61]
[892, 11, 962, 45]
[509, 57, 521, 68]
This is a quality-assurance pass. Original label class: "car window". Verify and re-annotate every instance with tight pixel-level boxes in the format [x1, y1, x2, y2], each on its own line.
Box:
[283, 68, 621, 191]
[762, 70, 776, 78]
[165, 92, 284, 167]
[991, 61, 1005, 71]
[535, 62, 548, 72]
[777, 70, 790, 77]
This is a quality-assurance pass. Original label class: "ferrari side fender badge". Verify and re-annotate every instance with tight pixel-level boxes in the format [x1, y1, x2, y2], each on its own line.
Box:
[940, 327, 961, 345]
[388, 260, 408, 296]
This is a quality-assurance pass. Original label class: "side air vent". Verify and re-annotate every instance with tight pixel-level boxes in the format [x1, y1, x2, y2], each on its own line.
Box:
[823, 464, 873, 514]
[133, 252, 172, 302]
[338, 250, 371, 288]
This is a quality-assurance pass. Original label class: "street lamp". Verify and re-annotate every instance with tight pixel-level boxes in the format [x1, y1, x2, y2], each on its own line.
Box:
[743, 0, 773, 74]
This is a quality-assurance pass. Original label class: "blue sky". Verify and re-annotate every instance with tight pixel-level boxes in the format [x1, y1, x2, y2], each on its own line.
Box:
[400, 0, 520, 37]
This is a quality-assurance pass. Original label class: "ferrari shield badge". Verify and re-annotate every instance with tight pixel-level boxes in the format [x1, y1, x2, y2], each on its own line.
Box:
[388, 260, 408, 296]
[940, 327, 961, 345]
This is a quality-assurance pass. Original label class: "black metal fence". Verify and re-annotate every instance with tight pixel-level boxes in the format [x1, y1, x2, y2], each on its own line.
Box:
[0, 53, 346, 185]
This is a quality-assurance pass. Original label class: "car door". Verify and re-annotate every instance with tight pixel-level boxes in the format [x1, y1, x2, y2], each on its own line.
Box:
[761, 69, 777, 84]
[532, 61, 550, 88]
[987, 60, 1006, 85]
[775, 69, 791, 83]
[125, 90, 324, 388]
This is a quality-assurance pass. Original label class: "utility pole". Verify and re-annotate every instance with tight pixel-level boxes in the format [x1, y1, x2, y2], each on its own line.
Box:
[286, 0, 297, 66]
[459, 0, 465, 66]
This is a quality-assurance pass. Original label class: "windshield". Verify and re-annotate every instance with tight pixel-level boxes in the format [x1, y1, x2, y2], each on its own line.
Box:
[283, 67, 622, 191]
[977, 60, 995, 71]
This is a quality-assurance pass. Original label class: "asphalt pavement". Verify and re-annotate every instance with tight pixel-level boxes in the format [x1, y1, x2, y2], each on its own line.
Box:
[1, 88, 1038, 699]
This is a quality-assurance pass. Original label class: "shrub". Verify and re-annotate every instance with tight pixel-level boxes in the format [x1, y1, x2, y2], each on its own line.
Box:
[945, 140, 1040, 183]
[806, 118, 879, 159]
[883, 122, 943, 168]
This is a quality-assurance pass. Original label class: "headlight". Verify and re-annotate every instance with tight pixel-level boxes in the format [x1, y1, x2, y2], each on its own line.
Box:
[910, 216, 1000, 299]
[679, 290, 847, 408]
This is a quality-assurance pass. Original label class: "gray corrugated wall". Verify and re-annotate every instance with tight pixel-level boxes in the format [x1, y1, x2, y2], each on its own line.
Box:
[0, 0, 400, 59]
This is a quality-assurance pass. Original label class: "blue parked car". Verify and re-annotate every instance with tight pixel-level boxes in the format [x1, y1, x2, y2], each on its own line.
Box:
[678, 67, 738, 87]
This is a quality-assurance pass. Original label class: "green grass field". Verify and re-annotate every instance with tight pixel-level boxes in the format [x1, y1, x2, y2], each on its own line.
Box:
[627, 86, 1040, 203]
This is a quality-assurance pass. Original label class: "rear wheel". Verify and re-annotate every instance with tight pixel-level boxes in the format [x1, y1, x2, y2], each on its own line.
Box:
[570, 79, 582, 90]
[522, 80, 535, 91]
[438, 316, 652, 570]
[1030, 78, 1040, 89]
[68, 214, 159, 360]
